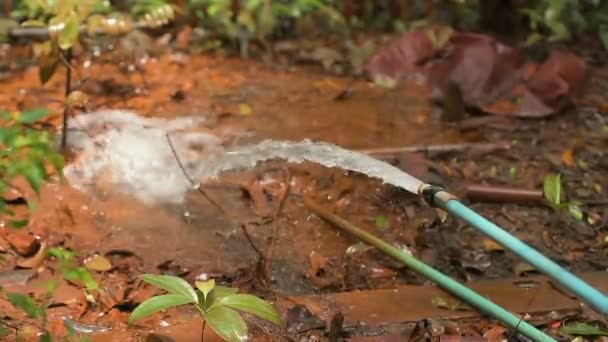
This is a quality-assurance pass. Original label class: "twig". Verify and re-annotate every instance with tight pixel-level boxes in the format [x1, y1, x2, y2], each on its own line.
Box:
[465, 184, 544, 204]
[60, 48, 72, 152]
[8, 23, 149, 40]
[201, 319, 206, 342]
[358, 141, 511, 156]
[165, 133, 269, 279]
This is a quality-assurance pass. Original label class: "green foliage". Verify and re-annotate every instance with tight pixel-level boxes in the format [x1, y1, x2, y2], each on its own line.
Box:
[559, 322, 608, 336]
[0, 247, 100, 341]
[0, 109, 63, 228]
[542, 173, 593, 224]
[189, 0, 342, 42]
[373, 215, 390, 230]
[7, 293, 45, 319]
[521, 0, 608, 49]
[48, 247, 99, 291]
[130, 0, 176, 28]
[129, 274, 283, 342]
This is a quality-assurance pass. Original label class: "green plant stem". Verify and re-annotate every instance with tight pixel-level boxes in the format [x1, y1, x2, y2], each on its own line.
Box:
[61, 48, 72, 152]
[201, 319, 206, 342]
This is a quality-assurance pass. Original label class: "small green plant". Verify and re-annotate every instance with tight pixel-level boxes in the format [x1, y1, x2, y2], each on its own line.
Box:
[521, 0, 608, 50]
[188, 0, 342, 56]
[543, 173, 593, 224]
[2, 247, 98, 341]
[0, 108, 63, 227]
[129, 274, 283, 341]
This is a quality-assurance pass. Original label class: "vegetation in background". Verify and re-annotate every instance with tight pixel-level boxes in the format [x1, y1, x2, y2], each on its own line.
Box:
[0, 108, 63, 228]
[1, 247, 99, 341]
[521, 0, 608, 49]
[543, 173, 594, 224]
[129, 275, 283, 341]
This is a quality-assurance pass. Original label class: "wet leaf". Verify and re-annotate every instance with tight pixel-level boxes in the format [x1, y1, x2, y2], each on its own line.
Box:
[128, 294, 194, 324]
[543, 173, 562, 208]
[513, 262, 537, 277]
[140, 274, 198, 303]
[374, 215, 390, 230]
[7, 293, 41, 318]
[219, 294, 283, 326]
[372, 74, 397, 89]
[431, 296, 449, 309]
[238, 104, 252, 116]
[559, 322, 608, 336]
[482, 238, 504, 252]
[17, 241, 47, 269]
[84, 254, 113, 272]
[195, 278, 215, 301]
[16, 108, 47, 124]
[204, 306, 248, 342]
[66, 90, 89, 108]
[561, 148, 576, 168]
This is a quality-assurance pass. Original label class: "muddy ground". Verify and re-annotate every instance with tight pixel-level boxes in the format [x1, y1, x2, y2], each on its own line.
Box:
[0, 37, 607, 341]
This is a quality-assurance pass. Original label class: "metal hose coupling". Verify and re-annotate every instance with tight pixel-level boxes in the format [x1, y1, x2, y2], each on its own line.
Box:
[418, 183, 459, 207]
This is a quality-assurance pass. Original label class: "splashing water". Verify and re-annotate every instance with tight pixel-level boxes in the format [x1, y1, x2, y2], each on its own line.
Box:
[64, 110, 224, 205]
[64, 111, 424, 205]
[193, 139, 424, 194]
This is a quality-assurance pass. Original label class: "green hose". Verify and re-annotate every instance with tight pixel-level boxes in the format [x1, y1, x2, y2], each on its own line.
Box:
[303, 197, 557, 342]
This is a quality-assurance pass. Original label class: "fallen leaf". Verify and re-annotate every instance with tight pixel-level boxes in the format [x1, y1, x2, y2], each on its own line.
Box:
[84, 254, 113, 272]
[482, 238, 504, 252]
[513, 262, 537, 277]
[239, 103, 253, 116]
[17, 241, 47, 269]
[559, 322, 608, 336]
[561, 148, 576, 168]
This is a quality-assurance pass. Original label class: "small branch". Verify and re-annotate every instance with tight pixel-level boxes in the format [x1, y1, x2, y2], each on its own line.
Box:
[8, 23, 149, 40]
[465, 184, 544, 204]
[60, 48, 73, 152]
[358, 141, 511, 156]
[201, 319, 206, 342]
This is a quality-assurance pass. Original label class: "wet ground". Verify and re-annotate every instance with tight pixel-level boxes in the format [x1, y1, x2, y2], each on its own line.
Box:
[0, 39, 607, 341]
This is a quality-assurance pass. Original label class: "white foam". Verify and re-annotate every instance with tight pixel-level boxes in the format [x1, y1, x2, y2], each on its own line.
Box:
[64, 110, 223, 205]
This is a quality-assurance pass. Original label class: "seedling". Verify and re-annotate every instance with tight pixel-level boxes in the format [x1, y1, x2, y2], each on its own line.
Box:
[129, 274, 283, 341]
[0, 108, 63, 228]
[542, 173, 594, 224]
[2, 247, 98, 341]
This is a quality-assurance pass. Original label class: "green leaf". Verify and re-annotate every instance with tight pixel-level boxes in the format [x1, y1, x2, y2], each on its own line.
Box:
[140, 274, 198, 303]
[204, 285, 239, 310]
[543, 173, 562, 207]
[9, 219, 29, 229]
[195, 279, 215, 301]
[374, 215, 390, 230]
[600, 24, 608, 51]
[0, 321, 8, 336]
[559, 322, 608, 336]
[39, 51, 61, 85]
[21, 161, 45, 194]
[39, 331, 52, 342]
[219, 294, 283, 326]
[16, 108, 48, 124]
[7, 293, 40, 318]
[129, 294, 194, 324]
[204, 306, 249, 342]
[214, 286, 239, 299]
[49, 11, 80, 50]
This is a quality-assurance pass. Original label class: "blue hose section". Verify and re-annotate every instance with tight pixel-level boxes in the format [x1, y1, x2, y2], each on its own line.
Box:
[441, 199, 608, 316]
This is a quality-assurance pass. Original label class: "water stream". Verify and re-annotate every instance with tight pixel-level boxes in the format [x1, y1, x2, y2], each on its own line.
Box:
[194, 139, 424, 194]
[65, 111, 424, 205]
